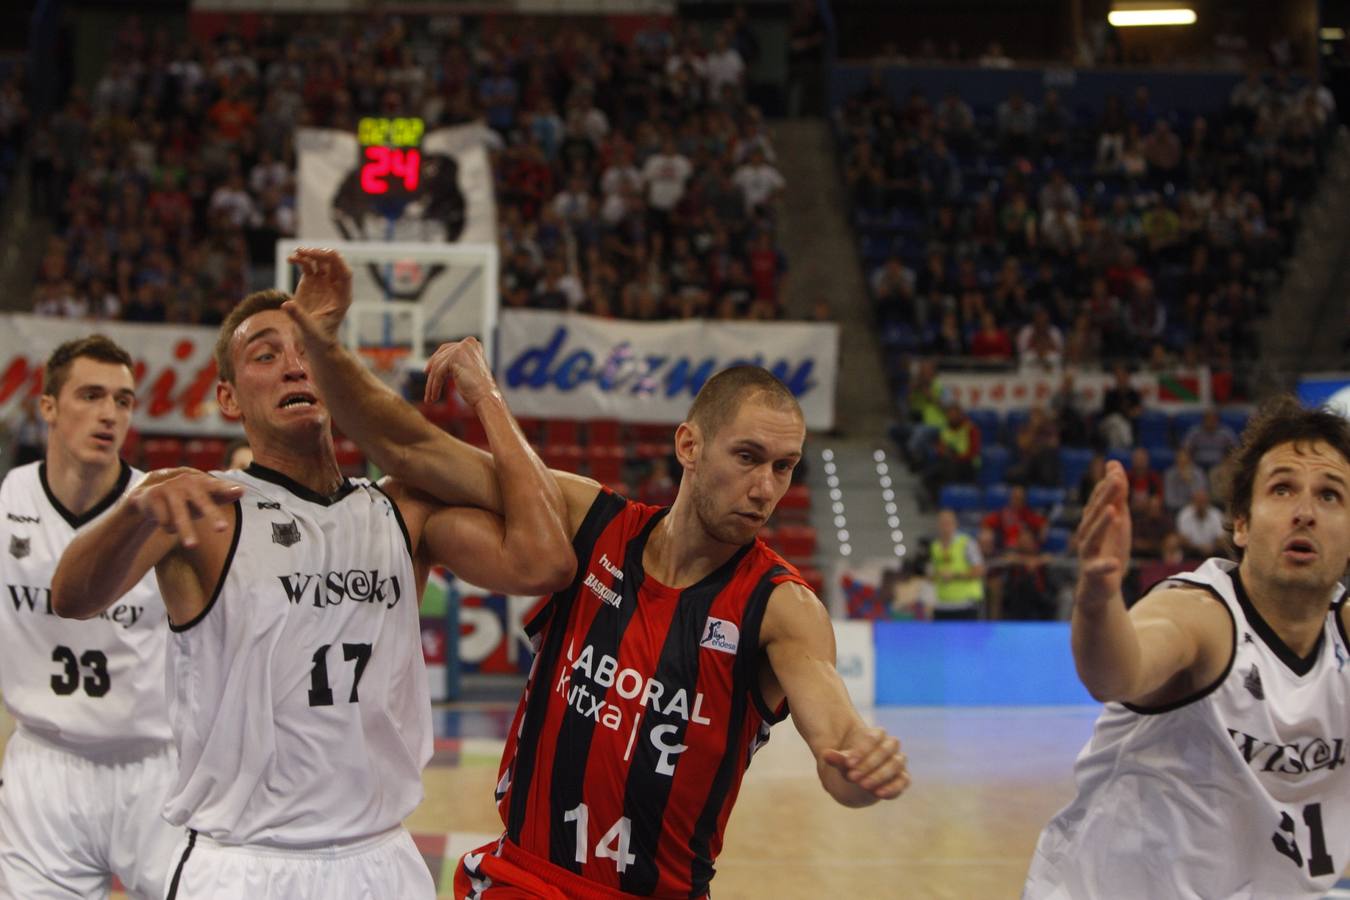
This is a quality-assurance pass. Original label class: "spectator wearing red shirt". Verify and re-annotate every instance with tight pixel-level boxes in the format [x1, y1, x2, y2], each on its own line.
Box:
[207, 86, 257, 143]
[969, 310, 1013, 359]
[981, 484, 1048, 551]
[1126, 445, 1163, 509]
[747, 230, 787, 306]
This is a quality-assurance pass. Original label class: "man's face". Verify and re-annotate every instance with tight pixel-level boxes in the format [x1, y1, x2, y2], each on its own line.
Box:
[937, 510, 957, 541]
[1234, 441, 1350, 593]
[681, 399, 804, 547]
[216, 309, 329, 444]
[40, 358, 136, 468]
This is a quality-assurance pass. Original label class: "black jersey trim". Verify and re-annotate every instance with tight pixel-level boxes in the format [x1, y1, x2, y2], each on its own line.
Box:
[170, 500, 242, 633]
[687, 651, 752, 895]
[1334, 591, 1350, 660]
[39, 460, 132, 529]
[370, 482, 414, 560]
[165, 829, 197, 899]
[525, 488, 627, 638]
[741, 568, 791, 724]
[243, 462, 356, 506]
[507, 489, 628, 843]
[1122, 577, 1237, 715]
[1230, 570, 1323, 677]
[619, 548, 731, 894]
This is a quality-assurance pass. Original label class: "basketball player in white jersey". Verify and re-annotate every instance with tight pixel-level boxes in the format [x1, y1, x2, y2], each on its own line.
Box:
[1025, 397, 1350, 899]
[50, 249, 576, 900]
[0, 336, 180, 899]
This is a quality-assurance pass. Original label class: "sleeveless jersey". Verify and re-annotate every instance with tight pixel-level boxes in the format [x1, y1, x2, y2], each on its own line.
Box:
[162, 463, 429, 846]
[1025, 558, 1350, 900]
[0, 461, 171, 754]
[493, 490, 809, 898]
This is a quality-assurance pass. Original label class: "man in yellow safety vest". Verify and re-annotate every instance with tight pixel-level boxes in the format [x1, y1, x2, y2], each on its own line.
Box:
[927, 508, 986, 620]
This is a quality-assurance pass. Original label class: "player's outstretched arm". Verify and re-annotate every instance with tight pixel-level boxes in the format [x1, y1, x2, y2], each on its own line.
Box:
[281, 247, 502, 509]
[1071, 461, 1229, 703]
[762, 581, 910, 808]
[52, 468, 242, 622]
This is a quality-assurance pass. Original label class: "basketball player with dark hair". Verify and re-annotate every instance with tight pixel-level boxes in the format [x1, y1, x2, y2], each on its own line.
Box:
[280, 258, 911, 900]
[1025, 396, 1350, 898]
[51, 250, 575, 899]
[0, 336, 181, 899]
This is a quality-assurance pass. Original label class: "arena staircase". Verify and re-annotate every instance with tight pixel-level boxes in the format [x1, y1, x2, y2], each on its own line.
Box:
[1258, 128, 1350, 384]
[801, 436, 923, 587]
[770, 118, 893, 441]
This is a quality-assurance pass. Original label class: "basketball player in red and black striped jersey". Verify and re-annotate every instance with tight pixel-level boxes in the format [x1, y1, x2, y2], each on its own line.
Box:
[283, 273, 911, 900]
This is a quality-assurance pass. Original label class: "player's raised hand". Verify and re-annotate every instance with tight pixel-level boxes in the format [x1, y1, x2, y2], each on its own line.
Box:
[423, 337, 499, 407]
[822, 725, 910, 801]
[1074, 461, 1132, 609]
[127, 468, 243, 549]
[282, 247, 354, 346]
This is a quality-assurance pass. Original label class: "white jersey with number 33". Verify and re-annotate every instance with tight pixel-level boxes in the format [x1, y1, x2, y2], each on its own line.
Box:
[162, 464, 430, 846]
[0, 461, 171, 754]
[1025, 558, 1350, 900]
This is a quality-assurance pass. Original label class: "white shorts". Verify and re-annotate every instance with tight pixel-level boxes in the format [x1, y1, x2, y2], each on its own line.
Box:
[0, 728, 181, 900]
[164, 826, 436, 900]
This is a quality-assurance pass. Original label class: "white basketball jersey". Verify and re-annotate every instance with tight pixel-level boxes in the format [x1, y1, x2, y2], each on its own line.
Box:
[162, 464, 430, 846]
[0, 461, 171, 753]
[1025, 558, 1350, 900]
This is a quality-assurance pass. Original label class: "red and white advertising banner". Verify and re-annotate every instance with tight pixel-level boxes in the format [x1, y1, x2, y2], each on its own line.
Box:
[940, 367, 1212, 413]
[0, 315, 242, 437]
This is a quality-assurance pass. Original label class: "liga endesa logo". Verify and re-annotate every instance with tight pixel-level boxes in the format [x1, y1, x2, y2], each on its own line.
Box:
[0, 338, 222, 423]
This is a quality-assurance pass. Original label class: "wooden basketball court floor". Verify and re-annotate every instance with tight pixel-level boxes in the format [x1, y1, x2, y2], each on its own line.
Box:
[5, 704, 1350, 899]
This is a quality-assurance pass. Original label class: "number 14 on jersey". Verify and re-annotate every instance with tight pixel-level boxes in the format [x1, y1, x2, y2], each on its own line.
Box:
[564, 803, 638, 873]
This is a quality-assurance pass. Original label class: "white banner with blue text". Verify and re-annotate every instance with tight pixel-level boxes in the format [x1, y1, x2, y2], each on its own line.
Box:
[497, 310, 839, 429]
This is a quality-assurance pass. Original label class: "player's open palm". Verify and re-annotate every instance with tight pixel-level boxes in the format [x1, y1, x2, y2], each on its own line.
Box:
[284, 247, 354, 344]
[423, 337, 498, 407]
[1074, 461, 1131, 609]
[128, 468, 242, 550]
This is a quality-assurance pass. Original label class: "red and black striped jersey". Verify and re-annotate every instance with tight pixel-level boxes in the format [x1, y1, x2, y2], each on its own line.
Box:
[492, 489, 809, 898]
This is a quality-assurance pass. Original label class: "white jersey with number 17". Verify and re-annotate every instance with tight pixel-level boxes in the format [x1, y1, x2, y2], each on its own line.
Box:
[162, 463, 430, 847]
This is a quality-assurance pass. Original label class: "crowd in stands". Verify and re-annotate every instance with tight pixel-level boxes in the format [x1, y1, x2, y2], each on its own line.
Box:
[842, 66, 1335, 406]
[26, 12, 798, 327]
[0, 63, 26, 212]
[836, 61, 1336, 620]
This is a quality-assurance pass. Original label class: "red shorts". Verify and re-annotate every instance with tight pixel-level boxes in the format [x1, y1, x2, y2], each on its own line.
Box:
[453, 837, 708, 900]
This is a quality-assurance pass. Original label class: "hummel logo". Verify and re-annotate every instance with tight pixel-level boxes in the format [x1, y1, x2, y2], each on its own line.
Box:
[5, 513, 38, 524]
[257, 501, 281, 510]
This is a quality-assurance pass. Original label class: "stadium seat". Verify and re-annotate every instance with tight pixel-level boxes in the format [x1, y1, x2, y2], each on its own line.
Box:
[334, 437, 364, 475]
[1027, 486, 1067, 510]
[1136, 410, 1171, 448]
[1219, 410, 1249, 435]
[1003, 410, 1029, 443]
[1171, 411, 1205, 441]
[1043, 526, 1072, 554]
[774, 525, 817, 559]
[587, 446, 625, 485]
[776, 483, 812, 520]
[1106, 448, 1132, 468]
[185, 438, 227, 471]
[142, 438, 184, 470]
[978, 445, 1010, 486]
[968, 410, 1000, 447]
[938, 483, 983, 512]
[983, 482, 1011, 510]
[543, 444, 584, 471]
[1059, 447, 1094, 490]
[1147, 446, 1175, 471]
[547, 420, 581, 446]
[587, 420, 621, 448]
